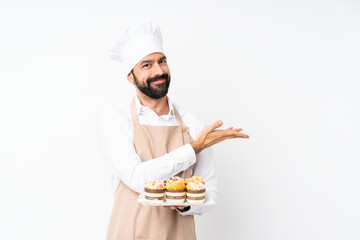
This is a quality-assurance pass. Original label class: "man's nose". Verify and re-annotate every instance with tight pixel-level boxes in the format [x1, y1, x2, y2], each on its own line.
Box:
[153, 62, 164, 76]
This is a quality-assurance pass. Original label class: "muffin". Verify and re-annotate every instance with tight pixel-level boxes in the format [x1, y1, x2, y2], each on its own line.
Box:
[144, 178, 165, 201]
[186, 181, 206, 203]
[185, 175, 205, 185]
[165, 177, 186, 203]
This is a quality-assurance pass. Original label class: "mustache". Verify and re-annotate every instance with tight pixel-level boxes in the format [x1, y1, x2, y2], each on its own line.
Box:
[146, 73, 170, 85]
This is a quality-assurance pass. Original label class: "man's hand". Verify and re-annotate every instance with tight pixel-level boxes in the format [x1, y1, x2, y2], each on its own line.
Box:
[163, 206, 189, 211]
[164, 206, 190, 212]
[191, 120, 249, 154]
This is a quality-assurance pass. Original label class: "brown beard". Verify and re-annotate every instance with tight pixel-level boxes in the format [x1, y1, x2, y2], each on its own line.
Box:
[132, 71, 171, 99]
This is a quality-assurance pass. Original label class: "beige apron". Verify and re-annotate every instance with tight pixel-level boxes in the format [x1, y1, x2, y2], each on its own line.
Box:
[106, 98, 197, 240]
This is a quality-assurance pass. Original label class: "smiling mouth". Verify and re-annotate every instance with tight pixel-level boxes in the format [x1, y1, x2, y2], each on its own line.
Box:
[150, 79, 165, 84]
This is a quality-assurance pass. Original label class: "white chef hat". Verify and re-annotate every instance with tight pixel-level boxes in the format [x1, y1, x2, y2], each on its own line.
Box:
[109, 21, 165, 76]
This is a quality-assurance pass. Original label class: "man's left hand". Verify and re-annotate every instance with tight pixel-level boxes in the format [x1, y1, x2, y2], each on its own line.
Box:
[164, 206, 186, 210]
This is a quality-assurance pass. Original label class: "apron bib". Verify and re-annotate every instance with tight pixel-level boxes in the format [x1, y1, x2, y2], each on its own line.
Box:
[106, 98, 196, 240]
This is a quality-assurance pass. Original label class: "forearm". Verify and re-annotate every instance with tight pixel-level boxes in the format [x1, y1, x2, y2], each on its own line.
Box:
[112, 144, 196, 193]
[102, 144, 196, 192]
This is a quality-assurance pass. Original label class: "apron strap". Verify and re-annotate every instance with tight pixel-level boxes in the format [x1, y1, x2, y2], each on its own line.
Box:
[173, 106, 188, 132]
[130, 97, 140, 126]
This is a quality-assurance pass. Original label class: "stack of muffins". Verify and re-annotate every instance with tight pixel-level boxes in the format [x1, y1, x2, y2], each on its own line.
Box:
[165, 177, 187, 203]
[185, 176, 206, 203]
[144, 178, 166, 201]
[144, 176, 206, 203]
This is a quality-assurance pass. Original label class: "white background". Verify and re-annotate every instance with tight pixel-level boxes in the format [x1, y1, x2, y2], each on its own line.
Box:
[1, 0, 359, 239]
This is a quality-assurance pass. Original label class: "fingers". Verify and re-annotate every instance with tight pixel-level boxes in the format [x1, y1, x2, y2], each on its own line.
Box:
[169, 206, 184, 210]
[206, 121, 245, 134]
[237, 133, 250, 138]
[213, 124, 243, 133]
[234, 132, 250, 138]
[223, 129, 250, 139]
[196, 122, 250, 151]
[207, 120, 223, 132]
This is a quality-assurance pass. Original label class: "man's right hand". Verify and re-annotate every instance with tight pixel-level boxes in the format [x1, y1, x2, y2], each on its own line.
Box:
[190, 120, 249, 154]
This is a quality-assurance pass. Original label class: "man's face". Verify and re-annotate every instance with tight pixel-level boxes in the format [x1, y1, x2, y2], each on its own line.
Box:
[128, 52, 171, 99]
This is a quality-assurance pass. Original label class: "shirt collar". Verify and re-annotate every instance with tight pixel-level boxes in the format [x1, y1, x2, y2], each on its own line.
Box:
[134, 96, 175, 119]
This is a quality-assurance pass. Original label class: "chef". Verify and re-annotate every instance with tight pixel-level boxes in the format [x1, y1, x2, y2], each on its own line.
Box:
[96, 22, 249, 240]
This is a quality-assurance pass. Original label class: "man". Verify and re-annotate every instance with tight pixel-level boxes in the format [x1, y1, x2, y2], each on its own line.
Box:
[96, 22, 249, 240]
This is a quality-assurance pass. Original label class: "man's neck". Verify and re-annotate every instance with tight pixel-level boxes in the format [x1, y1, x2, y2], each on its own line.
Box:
[136, 91, 170, 116]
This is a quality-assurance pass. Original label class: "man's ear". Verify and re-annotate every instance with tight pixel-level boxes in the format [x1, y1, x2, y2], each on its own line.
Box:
[127, 71, 134, 84]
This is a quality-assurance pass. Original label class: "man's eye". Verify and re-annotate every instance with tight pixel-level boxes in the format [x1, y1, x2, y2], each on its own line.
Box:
[159, 59, 167, 64]
[142, 64, 150, 68]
